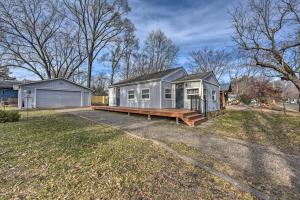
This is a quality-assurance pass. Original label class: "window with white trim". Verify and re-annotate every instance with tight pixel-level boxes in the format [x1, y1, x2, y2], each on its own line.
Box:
[164, 88, 171, 99]
[141, 89, 150, 99]
[127, 90, 135, 100]
[186, 88, 199, 96]
[212, 90, 217, 101]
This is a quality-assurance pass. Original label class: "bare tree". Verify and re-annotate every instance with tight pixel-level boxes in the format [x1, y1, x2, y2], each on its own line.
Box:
[0, 0, 86, 80]
[101, 20, 137, 84]
[188, 47, 230, 80]
[143, 29, 179, 73]
[122, 21, 139, 80]
[92, 72, 109, 95]
[231, 0, 300, 111]
[64, 0, 130, 88]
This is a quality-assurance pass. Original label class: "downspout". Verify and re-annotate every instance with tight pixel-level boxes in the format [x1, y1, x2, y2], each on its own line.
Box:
[160, 81, 162, 109]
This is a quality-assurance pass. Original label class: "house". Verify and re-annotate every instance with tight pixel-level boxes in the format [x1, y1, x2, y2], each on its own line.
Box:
[108, 67, 220, 113]
[0, 79, 21, 103]
[17, 78, 93, 109]
[220, 83, 232, 109]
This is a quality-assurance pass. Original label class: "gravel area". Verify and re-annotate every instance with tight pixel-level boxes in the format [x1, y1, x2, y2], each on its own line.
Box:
[72, 110, 300, 199]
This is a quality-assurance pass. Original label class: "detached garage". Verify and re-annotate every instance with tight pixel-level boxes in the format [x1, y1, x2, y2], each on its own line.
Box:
[18, 78, 93, 109]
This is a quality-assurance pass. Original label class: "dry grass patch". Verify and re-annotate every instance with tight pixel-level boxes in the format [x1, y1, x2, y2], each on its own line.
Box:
[208, 110, 300, 154]
[0, 112, 253, 199]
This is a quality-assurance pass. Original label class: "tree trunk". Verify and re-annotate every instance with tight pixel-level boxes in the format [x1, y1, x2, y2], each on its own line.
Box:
[298, 93, 300, 112]
[87, 57, 93, 88]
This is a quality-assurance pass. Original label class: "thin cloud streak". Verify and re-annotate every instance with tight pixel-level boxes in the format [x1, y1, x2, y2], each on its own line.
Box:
[128, 0, 238, 64]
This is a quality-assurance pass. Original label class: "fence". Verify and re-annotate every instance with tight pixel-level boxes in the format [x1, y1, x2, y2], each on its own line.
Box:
[91, 96, 108, 105]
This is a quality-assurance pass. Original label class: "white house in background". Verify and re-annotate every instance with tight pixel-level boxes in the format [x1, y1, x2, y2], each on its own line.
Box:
[17, 78, 93, 109]
[108, 67, 220, 113]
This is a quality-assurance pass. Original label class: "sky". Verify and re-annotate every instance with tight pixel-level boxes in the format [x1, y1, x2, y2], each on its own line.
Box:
[12, 0, 239, 80]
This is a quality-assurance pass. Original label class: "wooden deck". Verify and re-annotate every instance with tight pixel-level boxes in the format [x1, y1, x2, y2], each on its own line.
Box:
[92, 106, 207, 127]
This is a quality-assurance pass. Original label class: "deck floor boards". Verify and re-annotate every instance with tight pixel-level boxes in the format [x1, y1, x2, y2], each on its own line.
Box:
[92, 106, 206, 127]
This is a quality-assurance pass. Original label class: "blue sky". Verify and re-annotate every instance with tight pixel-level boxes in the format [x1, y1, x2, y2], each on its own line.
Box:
[12, 0, 238, 80]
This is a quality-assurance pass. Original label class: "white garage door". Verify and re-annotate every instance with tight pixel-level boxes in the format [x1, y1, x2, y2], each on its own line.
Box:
[36, 89, 81, 108]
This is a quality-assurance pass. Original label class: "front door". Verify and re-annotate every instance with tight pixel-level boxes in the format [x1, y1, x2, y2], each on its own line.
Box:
[116, 87, 120, 106]
[176, 83, 184, 108]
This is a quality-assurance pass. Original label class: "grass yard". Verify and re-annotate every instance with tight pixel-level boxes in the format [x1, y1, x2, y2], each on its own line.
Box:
[208, 110, 300, 154]
[0, 111, 253, 199]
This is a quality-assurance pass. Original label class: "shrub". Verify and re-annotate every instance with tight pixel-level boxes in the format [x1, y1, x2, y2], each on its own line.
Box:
[0, 110, 21, 123]
[240, 94, 252, 105]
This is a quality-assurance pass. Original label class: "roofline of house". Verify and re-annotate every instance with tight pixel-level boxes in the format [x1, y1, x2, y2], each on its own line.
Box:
[109, 67, 185, 88]
[109, 78, 161, 88]
[171, 71, 215, 84]
[18, 78, 94, 91]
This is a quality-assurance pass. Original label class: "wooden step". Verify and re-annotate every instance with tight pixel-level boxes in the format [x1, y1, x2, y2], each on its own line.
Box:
[192, 117, 208, 126]
[182, 111, 198, 117]
[185, 113, 203, 121]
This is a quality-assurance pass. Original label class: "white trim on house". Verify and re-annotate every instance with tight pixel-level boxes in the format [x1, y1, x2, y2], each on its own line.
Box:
[160, 81, 162, 108]
[164, 88, 172, 100]
[141, 88, 150, 100]
[127, 89, 135, 101]
[203, 80, 219, 87]
[212, 90, 217, 102]
[18, 78, 93, 91]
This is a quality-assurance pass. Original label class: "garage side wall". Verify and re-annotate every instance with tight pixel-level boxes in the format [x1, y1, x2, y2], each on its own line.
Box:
[18, 80, 91, 109]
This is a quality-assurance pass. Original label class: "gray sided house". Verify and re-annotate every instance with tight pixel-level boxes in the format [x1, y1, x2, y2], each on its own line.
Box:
[109, 67, 220, 112]
[18, 78, 93, 109]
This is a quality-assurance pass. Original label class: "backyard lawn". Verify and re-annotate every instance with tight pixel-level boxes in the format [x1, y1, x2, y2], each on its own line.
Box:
[0, 110, 253, 199]
[210, 109, 300, 154]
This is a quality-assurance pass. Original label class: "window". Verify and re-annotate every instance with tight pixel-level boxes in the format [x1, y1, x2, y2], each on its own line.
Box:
[165, 88, 171, 99]
[186, 89, 199, 96]
[127, 90, 135, 100]
[141, 89, 150, 99]
[212, 90, 217, 101]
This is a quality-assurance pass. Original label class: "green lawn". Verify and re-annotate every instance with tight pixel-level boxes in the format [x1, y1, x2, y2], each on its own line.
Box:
[208, 110, 300, 153]
[0, 111, 253, 199]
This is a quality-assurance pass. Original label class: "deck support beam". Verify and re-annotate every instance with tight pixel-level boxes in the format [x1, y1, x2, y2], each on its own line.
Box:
[176, 117, 179, 124]
[148, 114, 151, 120]
[128, 112, 130, 116]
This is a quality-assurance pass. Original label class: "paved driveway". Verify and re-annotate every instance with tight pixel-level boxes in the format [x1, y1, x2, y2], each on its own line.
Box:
[72, 110, 300, 199]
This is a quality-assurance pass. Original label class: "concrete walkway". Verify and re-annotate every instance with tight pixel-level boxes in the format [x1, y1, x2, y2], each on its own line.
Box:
[71, 110, 300, 199]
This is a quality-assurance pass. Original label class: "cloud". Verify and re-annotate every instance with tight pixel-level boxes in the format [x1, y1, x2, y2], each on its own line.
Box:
[128, 0, 238, 64]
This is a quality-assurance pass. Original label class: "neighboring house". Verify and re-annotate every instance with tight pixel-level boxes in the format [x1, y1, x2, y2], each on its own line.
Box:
[220, 83, 232, 109]
[17, 78, 93, 109]
[109, 67, 220, 113]
[0, 79, 21, 102]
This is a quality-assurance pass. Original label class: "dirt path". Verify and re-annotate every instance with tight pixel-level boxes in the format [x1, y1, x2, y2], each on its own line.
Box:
[72, 110, 300, 199]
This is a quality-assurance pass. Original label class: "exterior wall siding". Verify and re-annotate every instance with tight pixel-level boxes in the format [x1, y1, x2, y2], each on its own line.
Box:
[119, 81, 161, 108]
[18, 79, 91, 109]
[161, 81, 173, 108]
[108, 88, 116, 106]
[183, 81, 202, 109]
[203, 81, 220, 112]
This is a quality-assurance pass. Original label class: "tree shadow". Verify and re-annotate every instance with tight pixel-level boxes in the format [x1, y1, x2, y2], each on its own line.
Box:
[240, 111, 300, 199]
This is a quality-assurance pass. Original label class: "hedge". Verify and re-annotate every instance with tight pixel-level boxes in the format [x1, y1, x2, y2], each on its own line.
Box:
[0, 110, 21, 123]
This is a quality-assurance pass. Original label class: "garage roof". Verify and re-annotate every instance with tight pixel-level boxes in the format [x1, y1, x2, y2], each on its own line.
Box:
[18, 78, 93, 91]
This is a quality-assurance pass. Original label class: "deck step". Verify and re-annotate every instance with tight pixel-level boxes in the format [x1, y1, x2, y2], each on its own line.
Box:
[185, 113, 203, 121]
[192, 117, 208, 126]
[182, 111, 198, 117]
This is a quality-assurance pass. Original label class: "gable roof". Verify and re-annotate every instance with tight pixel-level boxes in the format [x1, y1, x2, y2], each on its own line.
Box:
[220, 83, 232, 92]
[172, 71, 213, 82]
[111, 67, 184, 87]
[18, 78, 93, 91]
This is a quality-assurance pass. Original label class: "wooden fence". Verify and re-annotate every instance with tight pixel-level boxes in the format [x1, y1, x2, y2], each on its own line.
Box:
[91, 96, 108, 105]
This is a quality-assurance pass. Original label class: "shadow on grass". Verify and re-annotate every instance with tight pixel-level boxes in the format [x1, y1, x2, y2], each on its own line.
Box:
[240, 111, 300, 199]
